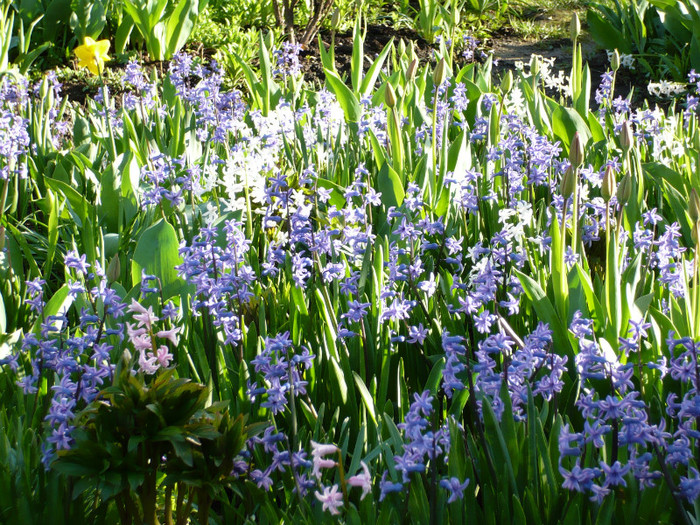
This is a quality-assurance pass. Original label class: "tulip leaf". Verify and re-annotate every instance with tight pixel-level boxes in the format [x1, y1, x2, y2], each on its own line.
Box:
[131, 219, 184, 299]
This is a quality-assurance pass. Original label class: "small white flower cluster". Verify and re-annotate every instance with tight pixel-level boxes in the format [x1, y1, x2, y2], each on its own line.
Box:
[606, 50, 635, 70]
[648, 80, 687, 98]
[515, 54, 571, 98]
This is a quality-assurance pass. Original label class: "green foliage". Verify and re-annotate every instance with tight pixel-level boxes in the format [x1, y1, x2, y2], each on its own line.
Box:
[69, 0, 107, 42]
[4, 4, 700, 524]
[122, 0, 209, 60]
[54, 362, 251, 524]
[587, 0, 700, 80]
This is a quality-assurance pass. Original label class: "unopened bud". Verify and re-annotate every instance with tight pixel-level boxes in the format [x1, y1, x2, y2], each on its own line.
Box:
[331, 8, 341, 30]
[500, 70, 513, 94]
[406, 58, 418, 82]
[602, 165, 616, 202]
[560, 165, 576, 199]
[617, 173, 632, 205]
[106, 254, 121, 283]
[569, 132, 584, 168]
[611, 49, 620, 72]
[693, 220, 700, 247]
[570, 13, 581, 41]
[39, 76, 50, 101]
[398, 39, 406, 57]
[690, 188, 700, 222]
[620, 120, 633, 151]
[385, 83, 397, 109]
[433, 57, 447, 86]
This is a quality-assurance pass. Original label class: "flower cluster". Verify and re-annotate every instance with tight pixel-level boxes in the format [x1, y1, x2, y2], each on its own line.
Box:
[274, 41, 303, 79]
[247, 331, 312, 414]
[0, 76, 30, 181]
[379, 391, 469, 504]
[2, 251, 183, 466]
[557, 313, 700, 503]
[177, 220, 256, 347]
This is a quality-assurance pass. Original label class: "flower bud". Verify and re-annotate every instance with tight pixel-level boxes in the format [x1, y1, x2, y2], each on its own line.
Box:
[570, 13, 581, 41]
[398, 39, 406, 57]
[569, 132, 584, 168]
[433, 57, 447, 86]
[106, 254, 121, 283]
[617, 173, 632, 205]
[406, 58, 418, 82]
[331, 8, 341, 30]
[602, 165, 616, 202]
[620, 120, 633, 152]
[693, 219, 700, 247]
[39, 76, 50, 101]
[689, 188, 700, 222]
[560, 165, 576, 199]
[500, 70, 513, 94]
[611, 49, 620, 72]
[385, 83, 397, 109]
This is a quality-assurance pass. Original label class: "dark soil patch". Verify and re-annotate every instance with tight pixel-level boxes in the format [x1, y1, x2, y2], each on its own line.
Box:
[300, 23, 435, 87]
[60, 81, 98, 106]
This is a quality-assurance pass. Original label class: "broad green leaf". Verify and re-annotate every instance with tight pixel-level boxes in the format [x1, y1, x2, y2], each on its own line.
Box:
[550, 104, 592, 153]
[130, 219, 184, 299]
[32, 284, 72, 334]
[378, 161, 405, 209]
[324, 68, 361, 122]
[515, 269, 574, 362]
[165, 0, 206, 59]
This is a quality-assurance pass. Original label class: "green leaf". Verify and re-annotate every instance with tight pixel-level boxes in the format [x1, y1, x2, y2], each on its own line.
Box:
[0, 291, 5, 334]
[573, 64, 591, 118]
[424, 357, 446, 396]
[351, 15, 364, 93]
[513, 494, 527, 525]
[324, 68, 361, 122]
[378, 161, 405, 209]
[130, 219, 184, 299]
[643, 162, 686, 195]
[360, 38, 394, 98]
[586, 8, 631, 52]
[353, 372, 377, 425]
[605, 230, 622, 339]
[575, 263, 605, 330]
[165, 0, 205, 59]
[115, 12, 134, 54]
[550, 104, 592, 153]
[515, 270, 573, 361]
[32, 284, 72, 334]
[407, 476, 430, 525]
[482, 397, 517, 495]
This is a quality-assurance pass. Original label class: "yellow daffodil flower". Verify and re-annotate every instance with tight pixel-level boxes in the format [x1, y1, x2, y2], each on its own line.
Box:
[74, 37, 110, 75]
